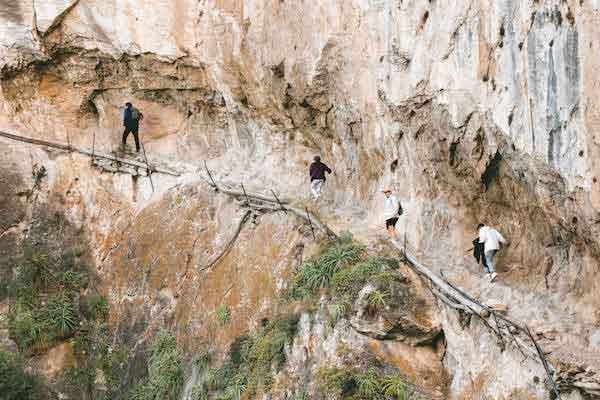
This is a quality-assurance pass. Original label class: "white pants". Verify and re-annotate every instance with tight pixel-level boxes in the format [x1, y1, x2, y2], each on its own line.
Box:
[311, 179, 325, 199]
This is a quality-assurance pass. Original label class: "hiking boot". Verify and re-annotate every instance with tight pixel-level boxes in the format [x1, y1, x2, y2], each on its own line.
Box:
[490, 272, 498, 282]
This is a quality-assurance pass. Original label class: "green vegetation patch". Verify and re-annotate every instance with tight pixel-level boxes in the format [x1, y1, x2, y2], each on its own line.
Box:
[128, 331, 184, 400]
[316, 367, 418, 400]
[0, 350, 46, 400]
[6, 244, 100, 354]
[288, 233, 400, 322]
[193, 315, 299, 399]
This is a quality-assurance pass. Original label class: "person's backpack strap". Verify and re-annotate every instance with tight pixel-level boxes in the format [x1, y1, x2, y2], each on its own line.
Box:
[397, 201, 403, 216]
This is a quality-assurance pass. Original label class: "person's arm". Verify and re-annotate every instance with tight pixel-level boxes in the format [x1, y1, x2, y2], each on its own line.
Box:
[497, 231, 506, 244]
[325, 164, 332, 174]
[479, 228, 486, 243]
[123, 109, 128, 126]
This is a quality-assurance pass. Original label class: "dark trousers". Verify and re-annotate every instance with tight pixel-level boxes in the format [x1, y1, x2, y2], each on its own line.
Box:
[122, 124, 140, 152]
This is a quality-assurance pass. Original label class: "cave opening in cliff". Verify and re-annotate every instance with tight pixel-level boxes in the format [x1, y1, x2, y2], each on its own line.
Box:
[481, 151, 503, 192]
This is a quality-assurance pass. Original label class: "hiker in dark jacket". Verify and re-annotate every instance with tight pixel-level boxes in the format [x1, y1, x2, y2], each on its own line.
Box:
[309, 156, 332, 200]
[122, 102, 143, 152]
[472, 237, 489, 272]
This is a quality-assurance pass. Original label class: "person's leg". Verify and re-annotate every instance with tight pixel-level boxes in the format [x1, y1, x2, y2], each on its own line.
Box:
[122, 127, 131, 148]
[386, 218, 399, 240]
[316, 180, 324, 198]
[485, 250, 496, 274]
[132, 125, 140, 152]
[480, 243, 490, 273]
[310, 180, 319, 199]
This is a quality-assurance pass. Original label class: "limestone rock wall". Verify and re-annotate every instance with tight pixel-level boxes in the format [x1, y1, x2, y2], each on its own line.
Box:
[1, 0, 600, 399]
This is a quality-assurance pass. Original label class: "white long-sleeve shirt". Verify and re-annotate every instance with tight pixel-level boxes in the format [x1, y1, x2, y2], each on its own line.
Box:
[479, 226, 506, 253]
[383, 195, 400, 220]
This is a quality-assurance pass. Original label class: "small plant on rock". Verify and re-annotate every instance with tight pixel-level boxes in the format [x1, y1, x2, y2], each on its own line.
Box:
[31, 164, 47, 191]
[44, 294, 78, 337]
[365, 289, 390, 315]
[217, 305, 231, 326]
[382, 374, 408, 400]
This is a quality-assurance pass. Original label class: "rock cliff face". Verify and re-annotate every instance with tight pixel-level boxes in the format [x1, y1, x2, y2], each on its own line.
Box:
[2, 0, 600, 399]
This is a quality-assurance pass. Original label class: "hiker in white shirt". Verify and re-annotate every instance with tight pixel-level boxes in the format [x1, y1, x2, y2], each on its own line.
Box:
[382, 187, 402, 241]
[477, 223, 506, 282]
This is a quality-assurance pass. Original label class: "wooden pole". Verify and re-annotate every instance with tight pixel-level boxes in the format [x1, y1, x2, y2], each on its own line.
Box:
[204, 161, 218, 190]
[91, 130, 96, 165]
[525, 325, 562, 400]
[241, 183, 250, 206]
[305, 206, 316, 240]
[140, 141, 155, 193]
[270, 189, 287, 213]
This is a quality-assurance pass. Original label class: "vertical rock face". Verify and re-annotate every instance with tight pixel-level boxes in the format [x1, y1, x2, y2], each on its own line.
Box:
[1, 1, 600, 399]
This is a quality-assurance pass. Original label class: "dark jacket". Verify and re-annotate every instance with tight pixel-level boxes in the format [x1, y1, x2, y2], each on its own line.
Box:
[472, 237, 489, 269]
[309, 161, 332, 181]
[124, 107, 134, 127]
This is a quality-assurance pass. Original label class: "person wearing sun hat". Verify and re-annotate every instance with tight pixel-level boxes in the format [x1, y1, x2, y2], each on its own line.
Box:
[382, 186, 402, 241]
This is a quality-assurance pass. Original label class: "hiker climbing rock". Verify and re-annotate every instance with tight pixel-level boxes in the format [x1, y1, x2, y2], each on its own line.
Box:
[309, 155, 332, 200]
[382, 187, 402, 241]
[472, 236, 490, 273]
[477, 223, 506, 282]
[122, 102, 144, 153]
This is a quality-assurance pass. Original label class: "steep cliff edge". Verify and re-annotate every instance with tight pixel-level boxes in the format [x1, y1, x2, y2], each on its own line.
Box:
[1, 1, 600, 399]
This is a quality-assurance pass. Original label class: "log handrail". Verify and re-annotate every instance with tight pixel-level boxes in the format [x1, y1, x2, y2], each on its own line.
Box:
[0, 130, 180, 176]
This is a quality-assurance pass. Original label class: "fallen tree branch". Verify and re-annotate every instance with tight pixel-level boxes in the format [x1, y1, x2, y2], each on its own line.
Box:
[525, 325, 562, 400]
[390, 240, 554, 390]
[198, 210, 252, 272]
[203, 176, 337, 238]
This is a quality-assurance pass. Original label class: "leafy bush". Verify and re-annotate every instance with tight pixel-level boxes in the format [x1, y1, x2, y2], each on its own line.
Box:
[87, 294, 109, 321]
[9, 306, 50, 352]
[365, 289, 390, 315]
[44, 294, 78, 337]
[0, 350, 45, 400]
[217, 305, 231, 326]
[207, 315, 299, 399]
[127, 331, 184, 400]
[382, 374, 409, 400]
[316, 367, 415, 400]
[290, 236, 365, 298]
[8, 247, 89, 354]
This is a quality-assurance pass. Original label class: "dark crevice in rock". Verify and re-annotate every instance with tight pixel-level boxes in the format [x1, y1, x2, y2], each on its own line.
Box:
[481, 151, 503, 192]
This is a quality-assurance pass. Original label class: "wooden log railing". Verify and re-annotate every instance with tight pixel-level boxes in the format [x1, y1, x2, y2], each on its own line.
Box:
[0, 130, 180, 176]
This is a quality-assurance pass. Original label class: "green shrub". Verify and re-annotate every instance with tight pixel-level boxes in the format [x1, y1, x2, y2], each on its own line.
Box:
[209, 315, 299, 399]
[217, 305, 232, 326]
[127, 330, 184, 400]
[382, 374, 410, 400]
[365, 289, 390, 315]
[44, 294, 78, 337]
[87, 294, 109, 321]
[316, 367, 415, 400]
[290, 237, 365, 298]
[8, 246, 90, 354]
[9, 306, 50, 352]
[57, 270, 84, 291]
[316, 367, 355, 398]
[194, 350, 212, 371]
[0, 350, 45, 400]
[356, 368, 380, 397]
[63, 366, 95, 395]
